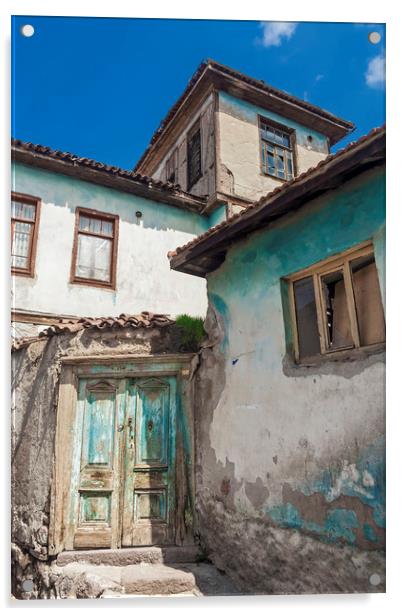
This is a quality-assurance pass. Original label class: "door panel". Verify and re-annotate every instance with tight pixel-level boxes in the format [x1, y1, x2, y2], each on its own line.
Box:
[68, 375, 177, 549]
[135, 379, 169, 467]
[69, 378, 125, 550]
[122, 377, 176, 546]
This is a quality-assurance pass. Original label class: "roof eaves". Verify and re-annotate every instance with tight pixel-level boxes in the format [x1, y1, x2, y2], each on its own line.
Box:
[169, 125, 385, 274]
[134, 59, 355, 172]
[12, 139, 207, 212]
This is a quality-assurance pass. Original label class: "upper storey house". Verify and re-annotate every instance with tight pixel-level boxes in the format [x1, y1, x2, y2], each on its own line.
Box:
[134, 59, 354, 219]
[11, 59, 354, 338]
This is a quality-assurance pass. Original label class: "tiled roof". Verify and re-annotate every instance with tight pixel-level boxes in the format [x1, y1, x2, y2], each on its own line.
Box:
[134, 58, 355, 172]
[12, 139, 206, 207]
[12, 312, 174, 351]
[168, 125, 385, 263]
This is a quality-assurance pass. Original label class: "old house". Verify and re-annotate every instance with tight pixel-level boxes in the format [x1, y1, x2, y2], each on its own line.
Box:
[169, 126, 386, 593]
[11, 140, 210, 338]
[12, 61, 353, 340]
[11, 59, 385, 598]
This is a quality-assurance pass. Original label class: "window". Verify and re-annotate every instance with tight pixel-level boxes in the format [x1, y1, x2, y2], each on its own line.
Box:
[187, 121, 202, 189]
[11, 192, 41, 277]
[260, 118, 295, 181]
[165, 148, 178, 184]
[71, 208, 119, 288]
[288, 243, 385, 362]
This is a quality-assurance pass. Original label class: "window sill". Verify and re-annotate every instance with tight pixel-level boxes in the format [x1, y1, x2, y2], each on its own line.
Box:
[70, 277, 116, 291]
[294, 342, 386, 367]
[12, 268, 35, 278]
[260, 172, 292, 184]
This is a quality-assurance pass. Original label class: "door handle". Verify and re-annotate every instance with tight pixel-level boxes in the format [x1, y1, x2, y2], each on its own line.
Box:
[127, 417, 134, 448]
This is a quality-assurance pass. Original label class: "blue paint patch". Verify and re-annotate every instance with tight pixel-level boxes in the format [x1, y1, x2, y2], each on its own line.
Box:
[210, 293, 230, 352]
[324, 509, 358, 544]
[269, 503, 304, 529]
[266, 438, 385, 547]
[363, 523, 378, 542]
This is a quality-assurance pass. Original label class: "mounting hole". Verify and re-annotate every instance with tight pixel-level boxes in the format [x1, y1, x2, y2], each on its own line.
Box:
[368, 31, 381, 45]
[21, 24, 35, 38]
[369, 573, 381, 586]
[135, 211, 142, 218]
[22, 579, 34, 592]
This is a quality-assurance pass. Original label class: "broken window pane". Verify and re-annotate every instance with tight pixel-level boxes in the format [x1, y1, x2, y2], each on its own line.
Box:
[320, 269, 353, 350]
[260, 121, 294, 181]
[76, 234, 112, 282]
[293, 276, 321, 358]
[350, 254, 385, 346]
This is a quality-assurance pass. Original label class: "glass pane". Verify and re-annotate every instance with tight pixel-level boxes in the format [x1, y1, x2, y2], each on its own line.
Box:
[286, 151, 293, 178]
[76, 234, 112, 282]
[11, 254, 29, 268]
[11, 200, 35, 221]
[274, 130, 284, 146]
[321, 269, 353, 350]
[12, 221, 32, 268]
[78, 215, 104, 235]
[293, 277, 321, 359]
[350, 254, 385, 346]
[101, 220, 113, 237]
[266, 127, 275, 142]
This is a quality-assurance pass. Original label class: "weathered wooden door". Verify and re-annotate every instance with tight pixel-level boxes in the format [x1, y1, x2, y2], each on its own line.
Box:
[122, 377, 177, 546]
[68, 375, 176, 549]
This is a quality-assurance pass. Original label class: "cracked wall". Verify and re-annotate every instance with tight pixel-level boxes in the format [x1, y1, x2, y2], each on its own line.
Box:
[194, 166, 385, 593]
[11, 325, 196, 599]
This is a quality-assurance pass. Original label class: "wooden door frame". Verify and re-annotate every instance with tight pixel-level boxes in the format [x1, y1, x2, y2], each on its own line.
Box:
[48, 353, 196, 555]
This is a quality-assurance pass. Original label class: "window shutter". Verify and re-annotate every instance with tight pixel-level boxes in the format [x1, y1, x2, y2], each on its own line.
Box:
[187, 127, 202, 189]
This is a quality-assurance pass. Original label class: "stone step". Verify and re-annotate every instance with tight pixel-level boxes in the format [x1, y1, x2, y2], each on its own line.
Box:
[52, 561, 242, 597]
[54, 561, 197, 596]
[121, 564, 196, 595]
[56, 545, 202, 567]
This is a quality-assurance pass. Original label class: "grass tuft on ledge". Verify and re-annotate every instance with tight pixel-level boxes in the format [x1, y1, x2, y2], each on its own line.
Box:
[175, 314, 206, 351]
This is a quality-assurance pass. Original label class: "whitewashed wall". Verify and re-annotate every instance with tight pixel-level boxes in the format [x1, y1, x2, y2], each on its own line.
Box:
[12, 163, 209, 322]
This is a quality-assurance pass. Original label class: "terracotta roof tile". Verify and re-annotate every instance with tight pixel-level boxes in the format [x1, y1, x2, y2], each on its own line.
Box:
[11, 139, 206, 205]
[12, 312, 174, 351]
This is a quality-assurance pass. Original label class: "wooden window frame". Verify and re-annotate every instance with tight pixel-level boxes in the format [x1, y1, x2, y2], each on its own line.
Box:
[258, 116, 297, 182]
[11, 192, 41, 278]
[165, 147, 178, 184]
[70, 207, 119, 290]
[286, 241, 385, 364]
[187, 119, 202, 190]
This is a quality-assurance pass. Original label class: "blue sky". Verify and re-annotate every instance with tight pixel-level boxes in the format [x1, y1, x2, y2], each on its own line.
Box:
[12, 17, 385, 170]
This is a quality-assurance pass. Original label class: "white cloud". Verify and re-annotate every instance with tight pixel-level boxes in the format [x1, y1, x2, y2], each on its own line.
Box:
[365, 53, 385, 88]
[259, 22, 297, 47]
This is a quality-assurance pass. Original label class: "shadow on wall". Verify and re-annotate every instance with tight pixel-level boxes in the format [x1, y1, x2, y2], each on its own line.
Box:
[14, 163, 210, 235]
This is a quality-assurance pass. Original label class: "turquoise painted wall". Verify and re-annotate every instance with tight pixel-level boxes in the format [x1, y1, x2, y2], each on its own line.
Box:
[205, 166, 385, 549]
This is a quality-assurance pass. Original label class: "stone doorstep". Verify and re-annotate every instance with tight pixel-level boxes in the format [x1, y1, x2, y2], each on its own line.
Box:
[57, 545, 202, 567]
[57, 561, 198, 596]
